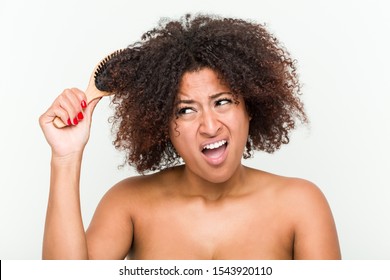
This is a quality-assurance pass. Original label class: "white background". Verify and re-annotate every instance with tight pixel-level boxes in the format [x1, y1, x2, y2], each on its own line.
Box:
[0, 0, 389, 259]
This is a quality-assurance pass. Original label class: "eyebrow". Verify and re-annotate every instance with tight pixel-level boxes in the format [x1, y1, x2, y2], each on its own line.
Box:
[174, 91, 233, 105]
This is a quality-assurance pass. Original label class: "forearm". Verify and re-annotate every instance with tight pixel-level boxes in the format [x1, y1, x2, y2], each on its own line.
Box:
[42, 153, 88, 259]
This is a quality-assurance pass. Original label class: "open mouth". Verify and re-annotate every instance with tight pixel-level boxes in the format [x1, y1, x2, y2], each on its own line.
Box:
[202, 140, 228, 159]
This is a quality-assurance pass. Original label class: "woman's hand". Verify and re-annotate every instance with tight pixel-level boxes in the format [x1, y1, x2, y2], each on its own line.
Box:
[39, 88, 101, 158]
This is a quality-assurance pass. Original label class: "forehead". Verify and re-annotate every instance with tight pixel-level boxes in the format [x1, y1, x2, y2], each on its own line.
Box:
[177, 68, 230, 99]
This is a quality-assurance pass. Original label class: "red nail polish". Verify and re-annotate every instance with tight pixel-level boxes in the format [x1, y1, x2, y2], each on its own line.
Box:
[73, 117, 78, 125]
[77, 112, 84, 120]
[67, 118, 72, 126]
[81, 100, 87, 108]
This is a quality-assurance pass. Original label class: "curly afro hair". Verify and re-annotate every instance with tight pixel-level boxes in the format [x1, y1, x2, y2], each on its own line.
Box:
[96, 13, 307, 173]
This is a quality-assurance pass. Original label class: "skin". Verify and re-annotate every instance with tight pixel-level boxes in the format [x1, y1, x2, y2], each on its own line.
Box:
[40, 68, 341, 260]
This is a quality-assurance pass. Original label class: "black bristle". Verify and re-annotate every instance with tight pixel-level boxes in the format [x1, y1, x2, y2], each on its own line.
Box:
[94, 49, 123, 91]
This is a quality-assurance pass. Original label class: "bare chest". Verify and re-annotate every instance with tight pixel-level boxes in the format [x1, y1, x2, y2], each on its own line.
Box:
[128, 197, 294, 259]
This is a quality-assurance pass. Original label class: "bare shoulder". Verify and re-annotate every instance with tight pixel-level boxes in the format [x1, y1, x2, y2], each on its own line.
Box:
[248, 169, 341, 259]
[276, 176, 328, 207]
[248, 168, 325, 203]
[287, 179, 341, 259]
[101, 166, 179, 206]
[90, 168, 172, 214]
[255, 171, 333, 224]
[86, 168, 175, 259]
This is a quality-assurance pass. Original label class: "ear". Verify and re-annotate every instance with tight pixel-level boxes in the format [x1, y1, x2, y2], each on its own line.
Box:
[247, 111, 252, 121]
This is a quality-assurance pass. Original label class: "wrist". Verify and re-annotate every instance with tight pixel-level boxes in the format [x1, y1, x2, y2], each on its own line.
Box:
[51, 151, 84, 167]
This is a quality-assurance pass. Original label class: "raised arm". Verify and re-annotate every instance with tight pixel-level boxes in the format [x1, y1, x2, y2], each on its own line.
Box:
[39, 88, 100, 259]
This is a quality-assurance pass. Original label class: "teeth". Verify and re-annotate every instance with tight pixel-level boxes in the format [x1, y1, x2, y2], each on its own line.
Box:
[203, 140, 227, 150]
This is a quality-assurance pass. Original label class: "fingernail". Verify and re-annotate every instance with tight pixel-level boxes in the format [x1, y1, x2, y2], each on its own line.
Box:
[73, 117, 79, 125]
[67, 118, 72, 126]
[81, 100, 87, 108]
[77, 112, 84, 120]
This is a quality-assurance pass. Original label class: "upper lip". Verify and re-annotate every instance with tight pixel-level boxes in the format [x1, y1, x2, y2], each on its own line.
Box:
[200, 139, 228, 151]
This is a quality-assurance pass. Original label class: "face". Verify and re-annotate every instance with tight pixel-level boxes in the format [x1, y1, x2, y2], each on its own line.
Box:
[169, 68, 251, 183]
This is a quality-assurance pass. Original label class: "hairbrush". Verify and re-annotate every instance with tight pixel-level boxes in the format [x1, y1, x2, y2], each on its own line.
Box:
[53, 50, 122, 128]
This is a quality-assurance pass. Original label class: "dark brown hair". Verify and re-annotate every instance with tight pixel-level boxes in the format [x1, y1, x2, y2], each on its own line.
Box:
[98, 14, 307, 173]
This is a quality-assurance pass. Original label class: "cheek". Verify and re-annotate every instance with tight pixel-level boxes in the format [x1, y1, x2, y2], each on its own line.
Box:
[230, 112, 250, 142]
[168, 121, 192, 151]
[228, 106, 250, 127]
[169, 120, 200, 159]
[169, 121, 179, 139]
[169, 119, 197, 137]
[168, 122, 180, 150]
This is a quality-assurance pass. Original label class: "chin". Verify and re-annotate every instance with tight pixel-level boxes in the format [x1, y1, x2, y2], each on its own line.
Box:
[198, 168, 237, 184]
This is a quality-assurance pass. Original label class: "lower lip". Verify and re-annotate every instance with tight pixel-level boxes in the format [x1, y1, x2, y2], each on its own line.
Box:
[201, 144, 228, 166]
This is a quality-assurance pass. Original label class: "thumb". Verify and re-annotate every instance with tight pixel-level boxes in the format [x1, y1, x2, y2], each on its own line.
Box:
[88, 97, 102, 115]
[83, 97, 103, 126]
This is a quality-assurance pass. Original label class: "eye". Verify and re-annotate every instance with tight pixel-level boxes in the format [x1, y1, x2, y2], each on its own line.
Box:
[176, 107, 197, 116]
[215, 98, 233, 107]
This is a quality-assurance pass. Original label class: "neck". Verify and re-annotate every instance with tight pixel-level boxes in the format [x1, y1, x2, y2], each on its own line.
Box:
[177, 164, 249, 201]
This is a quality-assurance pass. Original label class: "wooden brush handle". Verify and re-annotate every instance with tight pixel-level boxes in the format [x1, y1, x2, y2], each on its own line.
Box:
[52, 70, 109, 128]
[52, 115, 69, 128]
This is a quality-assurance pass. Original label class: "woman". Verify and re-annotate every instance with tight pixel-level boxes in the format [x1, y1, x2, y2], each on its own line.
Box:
[39, 14, 341, 259]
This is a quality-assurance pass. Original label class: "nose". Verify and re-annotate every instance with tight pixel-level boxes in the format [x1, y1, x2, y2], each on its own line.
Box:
[199, 109, 222, 137]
